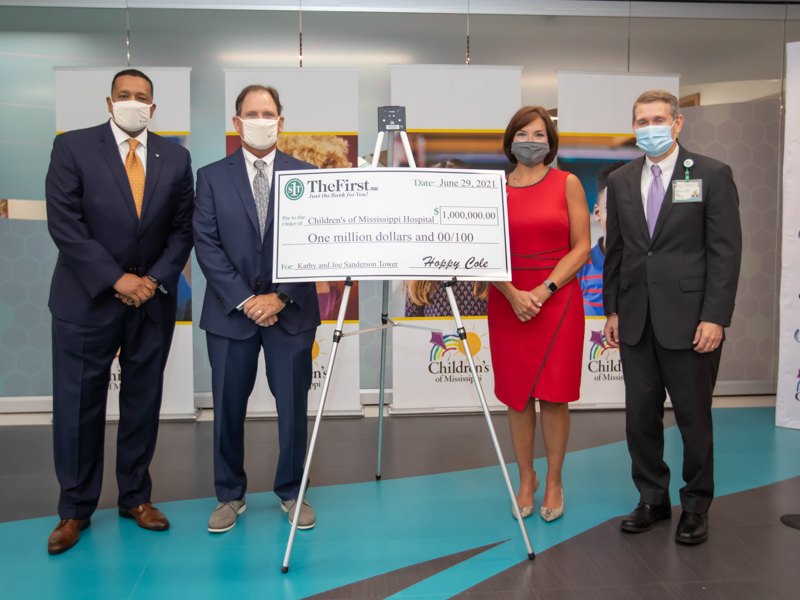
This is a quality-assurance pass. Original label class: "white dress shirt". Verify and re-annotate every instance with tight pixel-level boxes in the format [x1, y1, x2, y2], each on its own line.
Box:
[640, 144, 679, 220]
[237, 146, 278, 310]
[109, 118, 148, 173]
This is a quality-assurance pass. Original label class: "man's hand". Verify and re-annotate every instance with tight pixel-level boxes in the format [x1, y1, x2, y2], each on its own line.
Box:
[693, 321, 723, 353]
[243, 293, 285, 324]
[115, 293, 141, 308]
[259, 315, 279, 328]
[604, 314, 620, 348]
[113, 274, 157, 304]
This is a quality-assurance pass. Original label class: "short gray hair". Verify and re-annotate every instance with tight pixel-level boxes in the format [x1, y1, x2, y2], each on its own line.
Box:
[632, 90, 679, 122]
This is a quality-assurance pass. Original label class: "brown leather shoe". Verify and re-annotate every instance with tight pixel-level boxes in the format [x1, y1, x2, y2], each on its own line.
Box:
[119, 502, 170, 531]
[48, 519, 90, 555]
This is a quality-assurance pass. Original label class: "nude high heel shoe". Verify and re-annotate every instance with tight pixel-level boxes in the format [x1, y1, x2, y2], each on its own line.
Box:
[541, 483, 564, 522]
[512, 471, 539, 520]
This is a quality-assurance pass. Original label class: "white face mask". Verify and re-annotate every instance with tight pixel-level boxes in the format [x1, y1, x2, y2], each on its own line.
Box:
[238, 117, 279, 150]
[112, 100, 152, 132]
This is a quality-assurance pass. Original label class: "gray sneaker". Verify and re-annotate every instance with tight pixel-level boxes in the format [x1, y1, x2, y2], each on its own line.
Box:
[281, 498, 316, 530]
[207, 498, 246, 533]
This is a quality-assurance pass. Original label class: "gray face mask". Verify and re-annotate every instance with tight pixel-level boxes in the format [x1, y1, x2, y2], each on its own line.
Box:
[511, 141, 549, 167]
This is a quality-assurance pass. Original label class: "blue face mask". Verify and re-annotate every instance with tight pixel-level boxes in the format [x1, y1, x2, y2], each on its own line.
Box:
[635, 124, 674, 157]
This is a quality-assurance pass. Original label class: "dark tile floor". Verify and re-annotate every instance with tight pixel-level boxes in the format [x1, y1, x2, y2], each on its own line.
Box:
[0, 409, 664, 523]
[308, 478, 800, 600]
[451, 476, 800, 600]
[3, 410, 798, 599]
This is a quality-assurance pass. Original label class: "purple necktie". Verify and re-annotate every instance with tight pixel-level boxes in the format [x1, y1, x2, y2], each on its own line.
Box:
[646, 164, 664, 237]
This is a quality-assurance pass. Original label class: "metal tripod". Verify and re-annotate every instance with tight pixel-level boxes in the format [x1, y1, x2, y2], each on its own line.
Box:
[281, 107, 534, 573]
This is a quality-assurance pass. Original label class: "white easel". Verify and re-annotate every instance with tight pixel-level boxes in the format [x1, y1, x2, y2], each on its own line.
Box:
[281, 107, 534, 573]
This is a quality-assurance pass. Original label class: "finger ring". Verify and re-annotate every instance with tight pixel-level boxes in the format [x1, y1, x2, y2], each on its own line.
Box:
[127, 299, 133, 305]
[257, 310, 262, 314]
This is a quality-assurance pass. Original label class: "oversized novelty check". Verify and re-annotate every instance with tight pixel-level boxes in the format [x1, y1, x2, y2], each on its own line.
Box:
[273, 168, 511, 282]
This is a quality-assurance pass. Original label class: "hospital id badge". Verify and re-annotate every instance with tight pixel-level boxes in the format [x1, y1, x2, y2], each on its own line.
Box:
[673, 180, 702, 203]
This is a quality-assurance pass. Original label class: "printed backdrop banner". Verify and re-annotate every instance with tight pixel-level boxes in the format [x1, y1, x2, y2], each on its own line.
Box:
[54, 66, 195, 420]
[558, 72, 682, 409]
[390, 64, 520, 412]
[222, 68, 362, 416]
[777, 42, 800, 429]
[557, 71, 680, 135]
[54, 67, 191, 136]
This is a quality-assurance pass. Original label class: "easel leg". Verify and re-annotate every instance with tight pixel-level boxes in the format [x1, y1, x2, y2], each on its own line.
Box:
[443, 281, 535, 560]
[282, 280, 354, 573]
[376, 280, 389, 480]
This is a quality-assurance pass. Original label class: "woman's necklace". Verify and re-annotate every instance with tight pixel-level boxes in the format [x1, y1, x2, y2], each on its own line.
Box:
[512, 166, 549, 187]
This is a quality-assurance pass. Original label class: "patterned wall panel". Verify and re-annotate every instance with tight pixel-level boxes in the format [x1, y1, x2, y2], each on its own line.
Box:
[681, 99, 780, 382]
[0, 220, 57, 396]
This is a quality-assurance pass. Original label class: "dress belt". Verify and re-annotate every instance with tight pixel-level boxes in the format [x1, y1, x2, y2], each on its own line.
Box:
[511, 245, 569, 270]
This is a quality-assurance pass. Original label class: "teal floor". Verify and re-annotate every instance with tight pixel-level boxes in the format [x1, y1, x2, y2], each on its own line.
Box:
[1, 407, 798, 599]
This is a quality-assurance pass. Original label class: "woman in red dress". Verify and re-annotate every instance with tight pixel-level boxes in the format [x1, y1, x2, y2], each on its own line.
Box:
[488, 106, 591, 522]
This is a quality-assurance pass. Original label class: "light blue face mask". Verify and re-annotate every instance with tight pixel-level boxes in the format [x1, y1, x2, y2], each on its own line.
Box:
[635, 124, 675, 157]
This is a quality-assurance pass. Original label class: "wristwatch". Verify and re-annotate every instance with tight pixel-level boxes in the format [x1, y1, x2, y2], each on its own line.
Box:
[276, 291, 293, 305]
[543, 279, 558, 294]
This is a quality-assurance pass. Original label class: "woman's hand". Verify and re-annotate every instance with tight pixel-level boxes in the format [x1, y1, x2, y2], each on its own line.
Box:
[531, 284, 553, 307]
[508, 288, 543, 322]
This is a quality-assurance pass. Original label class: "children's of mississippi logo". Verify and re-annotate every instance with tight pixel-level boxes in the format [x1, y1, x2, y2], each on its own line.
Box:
[309, 338, 328, 391]
[587, 330, 622, 380]
[427, 330, 490, 383]
[284, 179, 305, 200]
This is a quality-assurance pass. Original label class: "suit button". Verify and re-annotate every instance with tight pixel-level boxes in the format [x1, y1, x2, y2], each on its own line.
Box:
[258, 249, 262, 254]
[647, 251, 653, 256]
[256, 278, 262, 286]
[644, 281, 648, 286]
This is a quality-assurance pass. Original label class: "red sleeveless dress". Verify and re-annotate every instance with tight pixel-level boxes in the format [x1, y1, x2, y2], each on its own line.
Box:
[488, 168, 584, 410]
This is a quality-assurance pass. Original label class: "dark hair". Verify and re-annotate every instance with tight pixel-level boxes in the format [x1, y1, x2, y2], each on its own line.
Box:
[235, 85, 283, 117]
[429, 158, 469, 169]
[503, 106, 558, 166]
[111, 69, 154, 96]
[597, 161, 627, 192]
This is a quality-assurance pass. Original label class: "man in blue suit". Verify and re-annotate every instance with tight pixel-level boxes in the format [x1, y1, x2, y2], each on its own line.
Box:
[45, 70, 194, 554]
[194, 85, 320, 533]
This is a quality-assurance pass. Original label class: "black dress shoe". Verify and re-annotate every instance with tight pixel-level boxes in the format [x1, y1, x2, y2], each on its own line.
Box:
[675, 511, 708, 545]
[620, 502, 672, 533]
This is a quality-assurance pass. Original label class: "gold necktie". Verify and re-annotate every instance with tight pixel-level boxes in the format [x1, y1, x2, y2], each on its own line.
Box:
[124, 139, 145, 218]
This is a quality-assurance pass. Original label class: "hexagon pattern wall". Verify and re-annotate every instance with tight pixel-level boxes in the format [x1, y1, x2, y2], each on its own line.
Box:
[682, 99, 780, 382]
[0, 221, 57, 396]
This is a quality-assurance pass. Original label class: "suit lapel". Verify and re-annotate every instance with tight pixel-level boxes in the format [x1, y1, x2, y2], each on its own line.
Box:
[228, 148, 260, 237]
[627, 157, 650, 242]
[138, 132, 163, 227]
[649, 145, 687, 247]
[99, 122, 139, 222]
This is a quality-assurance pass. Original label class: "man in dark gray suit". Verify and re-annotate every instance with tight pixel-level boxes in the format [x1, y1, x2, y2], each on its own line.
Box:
[603, 90, 742, 545]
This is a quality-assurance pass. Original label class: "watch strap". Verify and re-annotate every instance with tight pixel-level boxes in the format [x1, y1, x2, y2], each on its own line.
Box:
[276, 291, 293, 305]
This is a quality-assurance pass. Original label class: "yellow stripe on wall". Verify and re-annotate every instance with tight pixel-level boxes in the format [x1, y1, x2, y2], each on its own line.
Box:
[559, 132, 636, 137]
[406, 129, 505, 134]
[393, 316, 487, 321]
[320, 320, 359, 324]
[56, 131, 190, 135]
[225, 131, 358, 136]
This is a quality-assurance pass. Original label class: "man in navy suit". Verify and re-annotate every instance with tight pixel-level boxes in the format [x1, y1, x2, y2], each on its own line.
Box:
[45, 69, 194, 554]
[194, 85, 320, 533]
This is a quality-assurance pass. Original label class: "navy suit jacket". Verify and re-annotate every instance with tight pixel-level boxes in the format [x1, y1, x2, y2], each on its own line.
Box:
[45, 121, 195, 326]
[194, 148, 320, 340]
